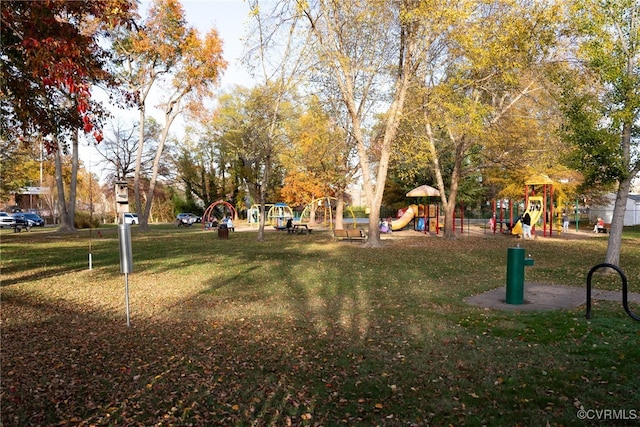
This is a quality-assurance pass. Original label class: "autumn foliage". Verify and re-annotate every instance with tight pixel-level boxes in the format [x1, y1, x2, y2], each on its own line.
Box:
[1, 0, 134, 149]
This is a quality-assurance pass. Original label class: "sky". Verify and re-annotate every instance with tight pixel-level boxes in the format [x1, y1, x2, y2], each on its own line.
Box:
[83, 0, 253, 178]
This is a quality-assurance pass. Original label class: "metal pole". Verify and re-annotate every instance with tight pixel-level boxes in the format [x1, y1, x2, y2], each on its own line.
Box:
[88, 167, 93, 270]
[125, 273, 131, 327]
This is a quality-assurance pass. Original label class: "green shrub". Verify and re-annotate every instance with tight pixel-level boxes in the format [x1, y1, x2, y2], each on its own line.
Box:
[74, 211, 101, 229]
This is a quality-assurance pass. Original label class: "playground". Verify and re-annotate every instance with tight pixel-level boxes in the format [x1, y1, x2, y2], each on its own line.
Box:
[195, 174, 590, 241]
[2, 224, 639, 426]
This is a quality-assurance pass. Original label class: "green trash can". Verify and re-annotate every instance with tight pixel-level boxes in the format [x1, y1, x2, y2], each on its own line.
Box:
[218, 223, 229, 239]
[505, 247, 534, 304]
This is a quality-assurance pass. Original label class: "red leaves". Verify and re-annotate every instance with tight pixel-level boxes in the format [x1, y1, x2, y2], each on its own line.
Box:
[77, 99, 88, 114]
[4, 0, 133, 144]
[39, 68, 103, 141]
[22, 37, 40, 48]
[82, 115, 92, 131]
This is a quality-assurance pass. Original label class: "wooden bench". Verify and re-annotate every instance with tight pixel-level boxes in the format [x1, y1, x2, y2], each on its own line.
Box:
[333, 228, 367, 242]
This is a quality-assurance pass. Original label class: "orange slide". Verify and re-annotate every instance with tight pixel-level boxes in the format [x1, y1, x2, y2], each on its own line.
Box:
[391, 205, 419, 231]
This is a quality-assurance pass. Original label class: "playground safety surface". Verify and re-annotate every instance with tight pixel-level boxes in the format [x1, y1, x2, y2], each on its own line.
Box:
[465, 283, 640, 312]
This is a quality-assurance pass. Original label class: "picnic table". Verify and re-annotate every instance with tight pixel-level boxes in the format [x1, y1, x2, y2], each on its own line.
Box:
[288, 224, 312, 234]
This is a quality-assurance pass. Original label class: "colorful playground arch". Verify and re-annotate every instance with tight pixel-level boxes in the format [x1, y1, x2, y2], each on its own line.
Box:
[268, 203, 294, 229]
[201, 200, 237, 230]
[247, 203, 294, 228]
[299, 197, 357, 229]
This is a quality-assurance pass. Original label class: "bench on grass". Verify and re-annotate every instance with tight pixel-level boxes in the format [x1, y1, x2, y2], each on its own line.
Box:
[333, 228, 367, 242]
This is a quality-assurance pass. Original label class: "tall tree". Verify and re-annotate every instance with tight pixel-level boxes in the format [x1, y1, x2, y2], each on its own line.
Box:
[173, 129, 221, 208]
[2, 0, 134, 229]
[399, 0, 560, 238]
[113, 0, 226, 229]
[1, 0, 133, 146]
[290, 0, 424, 247]
[95, 117, 160, 183]
[242, 0, 311, 241]
[281, 96, 355, 229]
[0, 138, 41, 201]
[560, 0, 640, 266]
[208, 85, 293, 237]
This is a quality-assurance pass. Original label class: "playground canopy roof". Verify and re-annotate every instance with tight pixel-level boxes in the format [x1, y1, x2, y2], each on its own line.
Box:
[525, 174, 554, 186]
[406, 185, 440, 197]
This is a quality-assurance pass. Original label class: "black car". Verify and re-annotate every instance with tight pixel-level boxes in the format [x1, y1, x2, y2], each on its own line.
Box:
[23, 213, 45, 227]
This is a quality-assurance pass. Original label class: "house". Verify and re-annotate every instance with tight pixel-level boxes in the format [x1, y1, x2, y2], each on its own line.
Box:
[589, 193, 640, 226]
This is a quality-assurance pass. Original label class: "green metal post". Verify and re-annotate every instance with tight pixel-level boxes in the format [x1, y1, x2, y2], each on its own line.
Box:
[506, 247, 534, 305]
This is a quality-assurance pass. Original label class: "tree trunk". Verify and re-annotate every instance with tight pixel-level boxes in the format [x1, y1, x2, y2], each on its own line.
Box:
[335, 191, 345, 230]
[309, 203, 318, 226]
[142, 119, 167, 230]
[364, 163, 387, 248]
[361, 95, 406, 248]
[257, 154, 272, 243]
[141, 102, 180, 230]
[605, 112, 640, 266]
[426, 124, 452, 238]
[54, 146, 73, 231]
[257, 198, 266, 242]
[68, 129, 79, 227]
[134, 106, 145, 226]
[604, 175, 632, 267]
[441, 134, 463, 239]
[440, 192, 457, 238]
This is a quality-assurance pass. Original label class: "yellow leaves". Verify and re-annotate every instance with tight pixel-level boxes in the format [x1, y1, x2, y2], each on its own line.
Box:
[281, 99, 351, 205]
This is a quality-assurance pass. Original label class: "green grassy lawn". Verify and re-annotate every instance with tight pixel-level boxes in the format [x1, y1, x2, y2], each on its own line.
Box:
[2, 225, 639, 426]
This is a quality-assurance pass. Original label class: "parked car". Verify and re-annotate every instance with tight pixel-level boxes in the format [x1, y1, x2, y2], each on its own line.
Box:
[0, 212, 14, 228]
[176, 213, 200, 226]
[23, 212, 45, 227]
[124, 213, 138, 225]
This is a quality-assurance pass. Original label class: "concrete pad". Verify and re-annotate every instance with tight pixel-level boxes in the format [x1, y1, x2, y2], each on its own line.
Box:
[465, 282, 640, 312]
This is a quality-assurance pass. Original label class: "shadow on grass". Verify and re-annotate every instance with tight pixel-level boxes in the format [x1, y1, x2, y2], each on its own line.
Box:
[2, 228, 639, 426]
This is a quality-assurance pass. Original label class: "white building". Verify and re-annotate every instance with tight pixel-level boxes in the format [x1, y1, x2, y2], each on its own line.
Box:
[589, 193, 640, 226]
